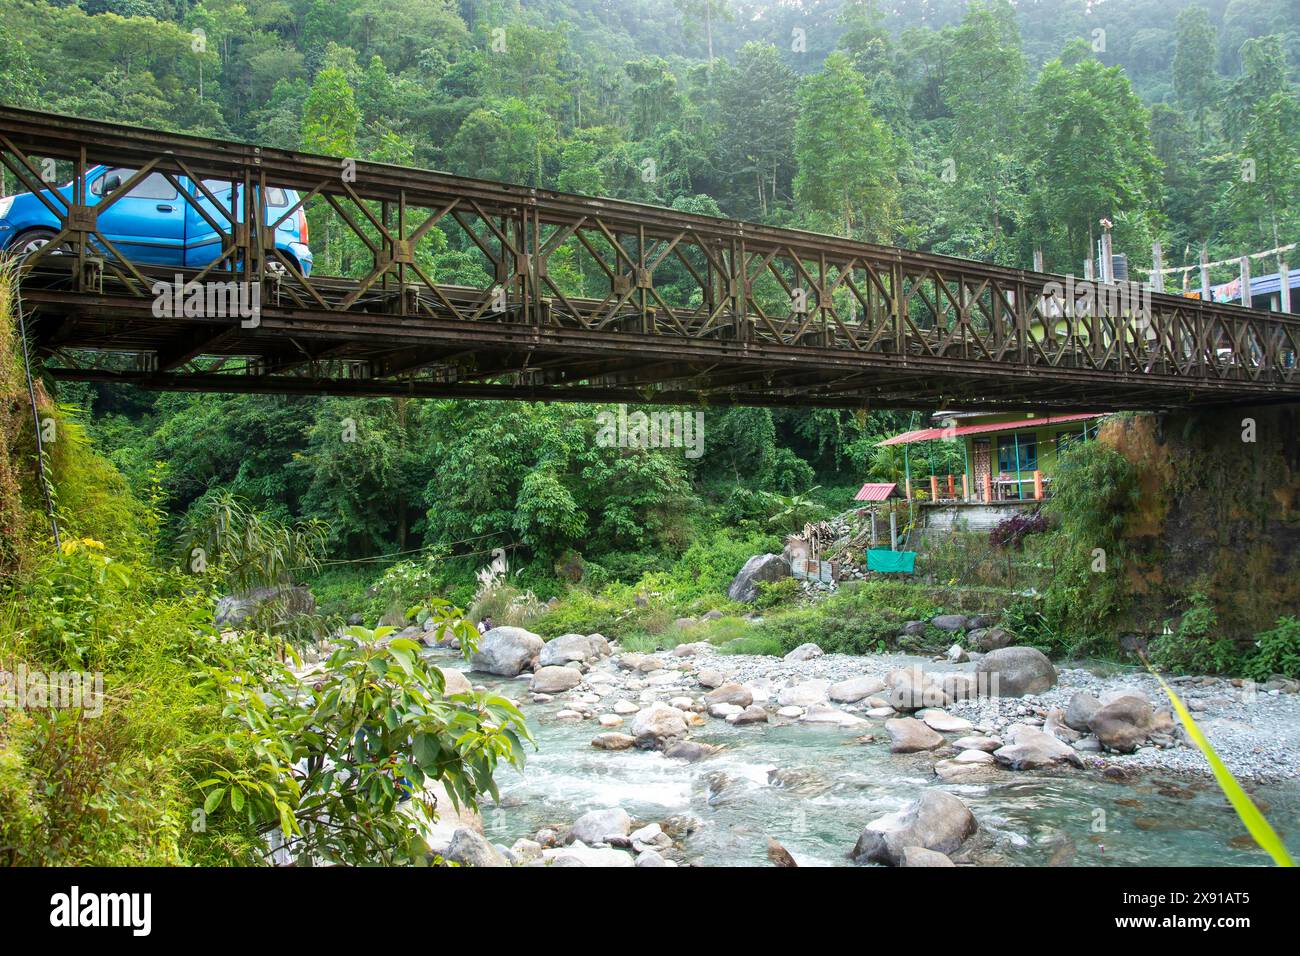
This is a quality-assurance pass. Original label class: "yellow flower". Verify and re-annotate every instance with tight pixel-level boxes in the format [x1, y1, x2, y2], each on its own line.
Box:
[80, 538, 105, 550]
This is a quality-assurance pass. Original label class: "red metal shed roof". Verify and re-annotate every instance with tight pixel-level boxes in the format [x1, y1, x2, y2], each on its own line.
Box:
[854, 482, 899, 501]
[876, 412, 1105, 447]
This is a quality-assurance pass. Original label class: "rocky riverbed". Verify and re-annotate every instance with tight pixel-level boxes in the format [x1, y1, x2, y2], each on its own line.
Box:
[412, 625, 1300, 867]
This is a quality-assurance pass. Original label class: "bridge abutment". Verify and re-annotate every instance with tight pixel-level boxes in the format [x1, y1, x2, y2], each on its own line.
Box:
[1101, 404, 1300, 641]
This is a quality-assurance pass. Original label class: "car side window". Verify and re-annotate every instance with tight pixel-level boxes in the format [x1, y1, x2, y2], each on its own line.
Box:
[91, 168, 178, 201]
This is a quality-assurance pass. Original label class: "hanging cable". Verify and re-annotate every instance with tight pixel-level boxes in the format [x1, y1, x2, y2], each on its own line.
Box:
[12, 276, 60, 550]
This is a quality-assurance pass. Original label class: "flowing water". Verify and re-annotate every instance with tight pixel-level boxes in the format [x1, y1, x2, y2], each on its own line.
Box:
[460, 668, 1300, 867]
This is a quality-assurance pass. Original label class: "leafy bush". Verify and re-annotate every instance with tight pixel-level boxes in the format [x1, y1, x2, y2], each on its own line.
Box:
[989, 508, 1049, 550]
[204, 616, 531, 865]
[751, 580, 942, 656]
[1245, 615, 1300, 681]
[1149, 592, 1239, 675]
[754, 577, 802, 608]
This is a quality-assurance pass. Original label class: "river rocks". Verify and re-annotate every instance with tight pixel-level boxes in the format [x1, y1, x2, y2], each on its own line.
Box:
[828, 674, 886, 703]
[539, 632, 611, 667]
[631, 702, 689, 749]
[1065, 691, 1102, 731]
[704, 683, 753, 708]
[215, 584, 316, 628]
[886, 667, 950, 710]
[851, 790, 977, 866]
[930, 614, 967, 632]
[444, 827, 509, 867]
[941, 673, 978, 702]
[634, 849, 673, 867]
[416, 780, 485, 857]
[967, 627, 1014, 652]
[664, 740, 719, 762]
[435, 666, 473, 696]
[672, 641, 712, 657]
[544, 841, 635, 867]
[993, 725, 1084, 769]
[1089, 695, 1155, 753]
[768, 837, 798, 867]
[801, 704, 867, 727]
[591, 732, 636, 750]
[777, 705, 805, 718]
[730, 705, 770, 725]
[933, 758, 993, 781]
[900, 846, 956, 867]
[727, 553, 792, 603]
[866, 706, 896, 718]
[697, 669, 725, 689]
[613, 700, 640, 715]
[785, 642, 824, 662]
[709, 702, 743, 718]
[953, 735, 1001, 752]
[569, 807, 632, 845]
[470, 626, 545, 677]
[946, 644, 969, 663]
[976, 646, 1057, 697]
[885, 716, 945, 753]
[531, 665, 583, 694]
[598, 714, 623, 727]
[954, 748, 995, 763]
[918, 709, 973, 733]
[777, 679, 831, 708]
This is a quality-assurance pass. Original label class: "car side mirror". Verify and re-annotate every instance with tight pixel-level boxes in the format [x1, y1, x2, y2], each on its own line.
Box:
[102, 174, 122, 193]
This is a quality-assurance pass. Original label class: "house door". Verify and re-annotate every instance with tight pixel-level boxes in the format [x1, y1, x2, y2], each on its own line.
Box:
[973, 439, 991, 500]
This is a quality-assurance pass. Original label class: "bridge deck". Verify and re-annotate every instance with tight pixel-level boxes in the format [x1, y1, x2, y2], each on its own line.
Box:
[3, 106, 1298, 410]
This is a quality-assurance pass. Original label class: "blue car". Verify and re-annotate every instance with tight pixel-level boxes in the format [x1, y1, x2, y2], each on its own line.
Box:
[0, 165, 313, 276]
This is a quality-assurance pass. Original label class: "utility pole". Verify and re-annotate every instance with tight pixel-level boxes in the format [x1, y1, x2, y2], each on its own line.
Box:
[1151, 241, 1165, 293]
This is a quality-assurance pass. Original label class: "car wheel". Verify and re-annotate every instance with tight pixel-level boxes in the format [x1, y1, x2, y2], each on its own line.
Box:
[14, 228, 69, 259]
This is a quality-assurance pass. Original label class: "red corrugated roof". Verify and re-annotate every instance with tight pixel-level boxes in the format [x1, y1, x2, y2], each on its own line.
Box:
[876, 412, 1105, 447]
[854, 482, 899, 501]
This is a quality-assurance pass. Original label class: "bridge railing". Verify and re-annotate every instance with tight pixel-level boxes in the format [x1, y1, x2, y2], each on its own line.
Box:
[2, 105, 1297, 396]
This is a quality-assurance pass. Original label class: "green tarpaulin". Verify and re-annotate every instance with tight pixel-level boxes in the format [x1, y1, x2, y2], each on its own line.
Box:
[867, 548, 916, 574]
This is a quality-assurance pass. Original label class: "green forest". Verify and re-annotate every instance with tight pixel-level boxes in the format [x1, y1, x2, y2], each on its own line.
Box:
[1, 0, 1299, 867]
[1, 0, 1297, 595]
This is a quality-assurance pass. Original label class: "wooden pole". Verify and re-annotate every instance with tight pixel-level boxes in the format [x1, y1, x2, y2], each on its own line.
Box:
[1281, 261, 1292, 313]
[982, 472, 992, 503]
[1033, 246, 1044, 273]
[962, 473, 969, 500]
[947, 474, 955, 499]
[870, 510, 877, 548]
[1151, 241, 1165, 293]
[1200, 245, 1211, 300]
[1033, 470, 1044, 500]
[889, 510, 898, 551]
[1240, 255, 1252, 308]
[929, 475, 939, 500]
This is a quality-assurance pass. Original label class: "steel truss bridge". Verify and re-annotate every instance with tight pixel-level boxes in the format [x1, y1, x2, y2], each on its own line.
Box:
[2, 106, 1298, 410]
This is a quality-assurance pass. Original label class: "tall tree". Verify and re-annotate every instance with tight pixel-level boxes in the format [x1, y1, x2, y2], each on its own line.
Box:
[1172, 5, 1220, 132]
[793, 52, 898, 242]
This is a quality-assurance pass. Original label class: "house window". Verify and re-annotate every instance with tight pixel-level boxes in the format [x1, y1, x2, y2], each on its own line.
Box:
[996, 433, 1037, 474]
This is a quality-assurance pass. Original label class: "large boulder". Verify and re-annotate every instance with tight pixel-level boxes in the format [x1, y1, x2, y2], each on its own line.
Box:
[993, 725, 1084, 769]
[704, 683, 753, 708]
[727, 554, 792, 603]
[930, 614, 967, 632]
[1088, 696, 1155, 753]
[530, 665, 583, 694]
[885, 717, 946, 753]
[215, 585, 316, 628]
[828, 675, 886, 703]
[591, 732, 636, 751]
[631, 702, 689, 750]
[569, 808, 632, 845]
[975, 646, 1057, 698]
[444, 828, 509, 867]
[776, 679, 831, 708]
[414, 780, 484, 858]
[543, 842, 635, 867]
[435, 666, 473, 696]
[852, 791, 977, 866]
[470, 626, 545, 676]
[539, 633, 610, 667]
[886, 667, 950, 711]
[967, 627, 1014, 652]
[901, 846, 956, 867]
[1064, 692, 1102, 732]
[784, 642, 824, 662]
